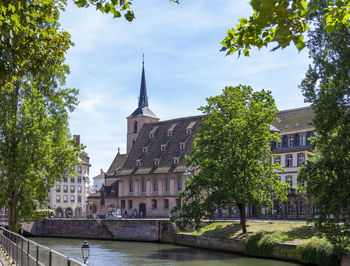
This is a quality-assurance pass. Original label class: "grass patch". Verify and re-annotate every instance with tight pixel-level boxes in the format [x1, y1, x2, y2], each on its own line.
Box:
[184, 221, 316, 243]
[245, 231, 288, 257]
[297, 237, 341, 266]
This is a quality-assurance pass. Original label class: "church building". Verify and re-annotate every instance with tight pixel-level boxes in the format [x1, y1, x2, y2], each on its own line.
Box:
[87, 62, 201, 217]
[88, 62, 316, 220]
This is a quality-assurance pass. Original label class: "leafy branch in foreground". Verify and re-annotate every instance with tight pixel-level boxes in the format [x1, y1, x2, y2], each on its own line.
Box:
[221, 0, 350, 56]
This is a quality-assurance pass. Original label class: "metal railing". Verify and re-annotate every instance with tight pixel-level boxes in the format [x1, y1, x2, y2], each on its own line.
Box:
[0, 227, 84, 266]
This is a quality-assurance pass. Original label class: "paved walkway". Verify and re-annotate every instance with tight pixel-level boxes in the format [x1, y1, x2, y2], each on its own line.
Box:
[0, 246, 9, 266]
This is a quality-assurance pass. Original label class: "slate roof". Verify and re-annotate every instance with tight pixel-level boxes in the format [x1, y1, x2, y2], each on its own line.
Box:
[274, 106, 314, 134]
[106, 152, 127, 175]
[120, 115, 203, 175]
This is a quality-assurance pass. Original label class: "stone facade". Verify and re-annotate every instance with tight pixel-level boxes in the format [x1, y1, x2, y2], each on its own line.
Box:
[269, 106, 315, 219]
[46, 135, 91, 218]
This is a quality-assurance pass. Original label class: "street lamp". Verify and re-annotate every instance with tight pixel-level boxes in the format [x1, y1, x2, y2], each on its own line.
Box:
[81, 241, 90, 264]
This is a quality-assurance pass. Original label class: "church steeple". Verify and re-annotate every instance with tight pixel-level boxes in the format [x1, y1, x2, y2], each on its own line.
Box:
[128, 56, 158, 119]
[138, 56, 148, 108]
[126, 55, 159, 154]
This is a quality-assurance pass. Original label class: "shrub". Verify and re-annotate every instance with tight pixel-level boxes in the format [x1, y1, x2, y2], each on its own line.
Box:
[297, 237, 340, 266]
[245, 231, 288, 257]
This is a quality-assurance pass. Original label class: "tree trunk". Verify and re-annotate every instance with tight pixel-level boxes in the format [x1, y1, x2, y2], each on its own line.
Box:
[238, 203, 247, 234]
[7, 200, 17, 232]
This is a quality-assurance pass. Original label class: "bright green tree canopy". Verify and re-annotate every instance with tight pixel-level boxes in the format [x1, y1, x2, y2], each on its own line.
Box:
[171, 85, 288, 233]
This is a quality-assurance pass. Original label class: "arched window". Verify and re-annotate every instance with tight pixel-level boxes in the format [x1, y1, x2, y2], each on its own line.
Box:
[134, 121, 138, 133]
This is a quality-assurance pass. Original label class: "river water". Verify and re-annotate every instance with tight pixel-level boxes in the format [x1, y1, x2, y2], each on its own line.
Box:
[31, 237, 300, 266]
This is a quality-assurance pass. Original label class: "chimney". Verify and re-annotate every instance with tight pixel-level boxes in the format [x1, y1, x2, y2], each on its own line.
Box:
[100, 169, 103, 174]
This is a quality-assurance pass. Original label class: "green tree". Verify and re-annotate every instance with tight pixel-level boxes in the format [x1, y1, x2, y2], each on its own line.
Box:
[171, 85, 288, 233]
[221, 0, 350, 56]
[0, 0, 80, 232]
[0, 0, 135, 92]
[298, 18, 350, 254]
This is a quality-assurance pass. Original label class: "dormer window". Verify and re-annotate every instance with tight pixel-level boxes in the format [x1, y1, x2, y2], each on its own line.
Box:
[136, 159, 142, 167]
[149, 126, 158, 139]
[161, 144, 167, 151]
[167, 123, 177, 136]
[173, 158, 179, 164]
[142, 147, 148, 153]
[180, 143, 185, 149]
[186, 121, 196, 134]
[154, 159, 160, 166]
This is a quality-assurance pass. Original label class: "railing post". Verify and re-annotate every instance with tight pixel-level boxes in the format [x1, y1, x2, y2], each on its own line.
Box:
[49, 249, 52, 266]
[36, 245, 39, 265]
[15, 235, 18, 265]
[21, 237, 24, 266]
[27, 241, 29, 266]
[67, 257, 71, 266]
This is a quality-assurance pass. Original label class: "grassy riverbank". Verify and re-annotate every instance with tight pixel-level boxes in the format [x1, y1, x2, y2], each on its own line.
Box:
[184, 221, 315, 244]
[182, 221, 347, 266]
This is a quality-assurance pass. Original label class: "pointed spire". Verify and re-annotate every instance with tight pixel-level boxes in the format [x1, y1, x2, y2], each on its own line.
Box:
[138, 54, 148, 108]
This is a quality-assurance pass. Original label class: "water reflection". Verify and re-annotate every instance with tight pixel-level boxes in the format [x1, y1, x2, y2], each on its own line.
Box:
[30, 237, 300, 266]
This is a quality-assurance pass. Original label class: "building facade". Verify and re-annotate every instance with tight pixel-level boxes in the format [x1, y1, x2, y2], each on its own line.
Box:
[47, 135, 91, 218]
[88, 63, 315, 219]
[92, 169, 105, 193]
[269, 106, 315, 219]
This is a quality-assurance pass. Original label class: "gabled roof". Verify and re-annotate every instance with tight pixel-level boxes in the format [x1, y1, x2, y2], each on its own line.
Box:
[106, 152, 127, 175]
[120, 115, 203, 175]
[273, 106, 314, 134]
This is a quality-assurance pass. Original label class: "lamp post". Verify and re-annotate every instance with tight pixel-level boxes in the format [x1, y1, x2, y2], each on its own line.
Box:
[81, 241, 90, 264]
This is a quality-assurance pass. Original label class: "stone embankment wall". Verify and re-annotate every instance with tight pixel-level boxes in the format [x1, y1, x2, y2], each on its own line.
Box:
[23, 219, 349, 265]
[23, 219, 161, 241]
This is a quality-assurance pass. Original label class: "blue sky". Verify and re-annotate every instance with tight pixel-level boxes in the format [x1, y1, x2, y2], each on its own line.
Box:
[59, 0, 311, 178]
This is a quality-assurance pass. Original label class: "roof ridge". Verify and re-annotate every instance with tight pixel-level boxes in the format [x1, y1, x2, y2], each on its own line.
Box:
[277, 106, 312, 114]
[145, 114, 204, 126]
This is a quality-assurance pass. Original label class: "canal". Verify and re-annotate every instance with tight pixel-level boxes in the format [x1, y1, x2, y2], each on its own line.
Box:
[30, 237, 301, 266]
